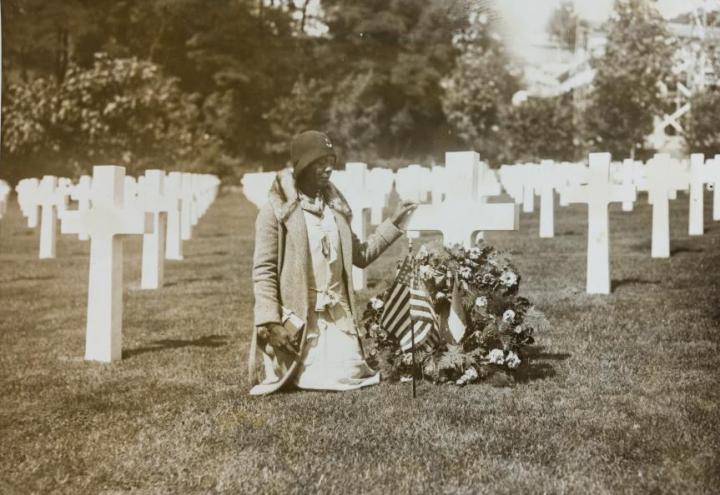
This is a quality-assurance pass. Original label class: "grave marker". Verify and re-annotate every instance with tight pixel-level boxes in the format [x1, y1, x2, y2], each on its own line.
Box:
[564, 153, 636, 294]
[405, 152, 519, 248]
[60, 165, 152, 362]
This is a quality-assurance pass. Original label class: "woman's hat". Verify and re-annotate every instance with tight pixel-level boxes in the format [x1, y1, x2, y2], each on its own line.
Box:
[290, 130, 336, 177]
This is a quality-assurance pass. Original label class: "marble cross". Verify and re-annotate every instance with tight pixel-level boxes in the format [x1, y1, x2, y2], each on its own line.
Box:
[15, 178, 41, 228]
[645, 154, 680, 258]
[180, 173, 194, 241]
[710, 155, 720, 221]
[137, 170, 180, 289]
[241, 171, 278, 209]
[164, 172, 185, 260]
[70, 175, 93, 240]
[0, 180, 11, 220]
[521, 164, 539, 213]
[688, 154, 706, 236]
[37, 176, 61, 259]
[564, 153, 636, 294]
[405, 151, 519, 248]
[336, 162, 374, 291]
[537, 160, 557, 238]
[60, 165, 152, 362]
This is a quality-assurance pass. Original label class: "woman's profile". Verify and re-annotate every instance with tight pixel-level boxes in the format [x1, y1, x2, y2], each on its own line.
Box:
[248, 130, 416, 395]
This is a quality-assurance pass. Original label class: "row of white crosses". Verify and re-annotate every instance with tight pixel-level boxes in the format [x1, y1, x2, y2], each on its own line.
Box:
[12, 167, 220, 362]
[0, 180, 10, 220]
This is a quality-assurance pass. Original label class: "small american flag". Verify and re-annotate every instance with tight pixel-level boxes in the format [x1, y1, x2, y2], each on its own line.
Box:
[380, 255, 440, 352]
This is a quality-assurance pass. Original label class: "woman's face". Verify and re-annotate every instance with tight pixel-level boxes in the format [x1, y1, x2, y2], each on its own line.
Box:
[300, 155, 336, 189]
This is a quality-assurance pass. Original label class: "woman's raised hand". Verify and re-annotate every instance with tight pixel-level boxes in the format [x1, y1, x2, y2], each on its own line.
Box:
[391, 200, 418, 229]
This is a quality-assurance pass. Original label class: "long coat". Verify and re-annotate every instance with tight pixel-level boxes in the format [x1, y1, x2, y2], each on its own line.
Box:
[248, 169, 402, 395]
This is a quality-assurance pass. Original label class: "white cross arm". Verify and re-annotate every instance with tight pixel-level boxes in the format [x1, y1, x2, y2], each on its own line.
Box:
[405, 200, 519, 246]
[60, 207, 153, 237]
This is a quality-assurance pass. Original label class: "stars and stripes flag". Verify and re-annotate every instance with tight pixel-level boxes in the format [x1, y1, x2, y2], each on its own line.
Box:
[380, 255, 440, 352]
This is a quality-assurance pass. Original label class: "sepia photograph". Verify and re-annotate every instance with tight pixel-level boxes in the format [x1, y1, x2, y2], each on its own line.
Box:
[1, 0, 719, 493]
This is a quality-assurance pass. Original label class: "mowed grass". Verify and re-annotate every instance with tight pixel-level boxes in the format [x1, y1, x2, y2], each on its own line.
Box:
[1, 188, 719, 494]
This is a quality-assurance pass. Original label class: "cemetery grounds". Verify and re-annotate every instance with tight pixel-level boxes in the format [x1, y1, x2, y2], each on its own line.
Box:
[0, 190, 718, 494]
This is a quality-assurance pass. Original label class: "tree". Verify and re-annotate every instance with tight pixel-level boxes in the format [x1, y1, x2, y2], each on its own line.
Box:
[499, 94, 579, 163]
[1, 54, 222, 182]
[584, 0, 677, 158]
[439, 5, 519, 163]
[318, 0, 470, 161]
[685, 89, 720, 156]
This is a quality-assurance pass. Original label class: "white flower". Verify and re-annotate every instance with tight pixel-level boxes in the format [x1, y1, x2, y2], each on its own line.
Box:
[505, 351, 521, 369]
[474, 296, 488, 308]
[456, 366, 479, 386]
[370, 297, 384, 310]
[458, 267, 472, 280]
[502, 309, 516, 323]
[500, 271, 518, 287]
[418, 264, 433, 280]
[436, 291, 447, 301]
[468, 247, 482, 260]
[488, 349, 505, 365]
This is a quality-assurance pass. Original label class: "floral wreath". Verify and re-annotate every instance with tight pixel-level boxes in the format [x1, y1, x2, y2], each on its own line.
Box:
[361, 240, 548, 386]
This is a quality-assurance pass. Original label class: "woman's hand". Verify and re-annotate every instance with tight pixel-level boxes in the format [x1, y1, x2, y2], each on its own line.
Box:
[390, 200, 418, 229]
[257, 323, 300, 358]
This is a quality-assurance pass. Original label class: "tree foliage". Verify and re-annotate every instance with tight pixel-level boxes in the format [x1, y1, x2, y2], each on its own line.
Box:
[2, 54, 221, 179]
[500, 94, 579, 163]
[685, 89, 720, 157]
[584, 0, 677, 158]
[440, 7, 519, 163]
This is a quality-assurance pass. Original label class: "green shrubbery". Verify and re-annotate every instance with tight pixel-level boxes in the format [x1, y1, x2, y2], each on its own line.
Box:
[1, 54, 225, 182]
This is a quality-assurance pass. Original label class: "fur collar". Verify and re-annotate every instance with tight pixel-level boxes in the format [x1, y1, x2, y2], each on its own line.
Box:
[267, 169, 353, 223]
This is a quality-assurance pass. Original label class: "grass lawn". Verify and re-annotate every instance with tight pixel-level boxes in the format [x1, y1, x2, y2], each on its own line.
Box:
[1, 189, 719, 494]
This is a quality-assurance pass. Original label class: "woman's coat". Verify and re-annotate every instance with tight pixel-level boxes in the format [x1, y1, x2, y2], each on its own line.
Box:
[249, 169, 402, 395]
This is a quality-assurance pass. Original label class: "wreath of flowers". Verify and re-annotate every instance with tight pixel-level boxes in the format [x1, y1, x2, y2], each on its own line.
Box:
[361, 240, 548, 386]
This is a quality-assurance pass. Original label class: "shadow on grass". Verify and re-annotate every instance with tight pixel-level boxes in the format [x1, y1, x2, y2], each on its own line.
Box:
[8, 275, 55, 282]
[670, 246, 704, 256]
[513, 345, 572, 384]
[123, 334, 228, 359]
[164, 274, 225, 286]
[559, 230, 579, 236]
[611, 278, 661, 292]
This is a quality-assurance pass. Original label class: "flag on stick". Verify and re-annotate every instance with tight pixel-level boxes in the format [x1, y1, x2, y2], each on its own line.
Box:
[446, 273, 467, 343]
[380, 255, 439, 352]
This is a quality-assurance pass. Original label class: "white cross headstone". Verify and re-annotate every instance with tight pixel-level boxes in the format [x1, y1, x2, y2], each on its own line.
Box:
[619, 159, 637, 212]
[337, 162, 374, 291]
[521, 164, 539, 213]
[564, 153, 636, 294]
[645, 154, 680, 258]
[405, 151, 519, 248]
[241, 171, 278, 209]
[138, 170, 179, 289]
[70, 175, 93, 240]
[710, 155, 720, 221]
[688, 153, 706, 236]
[37, 176, 60, 259]
[16, 178, 41, 228]
[0, 180, 10, 219]
[164, 172, 184, 261]
[59, 165, 153, 362]
[180, 172, 194, 241]
[537, 160, 556, 238]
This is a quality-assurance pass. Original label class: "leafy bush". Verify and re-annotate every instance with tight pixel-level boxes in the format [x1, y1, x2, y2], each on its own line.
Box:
[684, 89, 720, 157]
[499, 94, 579, 163]
[1, 53, 223, 181]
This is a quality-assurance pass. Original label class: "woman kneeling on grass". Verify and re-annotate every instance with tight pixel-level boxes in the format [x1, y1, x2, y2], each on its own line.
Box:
[249, 130, 416, 395]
